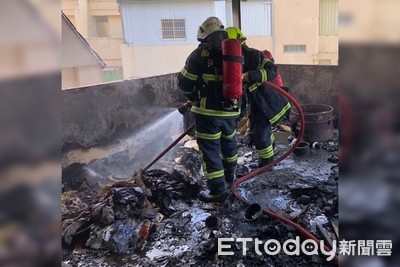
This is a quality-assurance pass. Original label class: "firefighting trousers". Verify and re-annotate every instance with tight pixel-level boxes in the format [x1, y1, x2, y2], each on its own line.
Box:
[194, 115, 238, 193]
[253, 120, 275, 161]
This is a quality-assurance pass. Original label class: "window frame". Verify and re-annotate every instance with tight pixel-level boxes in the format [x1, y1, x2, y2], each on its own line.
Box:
[161, 19, 186, 40]
[283, 44, 307, 53]
[95, 16, 110, 38]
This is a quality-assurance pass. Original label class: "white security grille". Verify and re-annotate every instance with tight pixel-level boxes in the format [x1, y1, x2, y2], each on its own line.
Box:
[161, 19, 186, 39]
[240, 0, 272, 36]
[319, 0, 338, 35]
[283, 45, 307, 53]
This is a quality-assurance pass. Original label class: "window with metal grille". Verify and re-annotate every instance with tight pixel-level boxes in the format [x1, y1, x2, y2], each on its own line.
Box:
[161, 19, 186, 39]
[283, 45, 307, 53]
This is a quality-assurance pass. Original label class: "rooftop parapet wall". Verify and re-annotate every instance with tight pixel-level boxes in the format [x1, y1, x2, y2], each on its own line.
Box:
[62, 65, 338, 149]
[62, 73, 185, 149]
[278, 64, 338, 115]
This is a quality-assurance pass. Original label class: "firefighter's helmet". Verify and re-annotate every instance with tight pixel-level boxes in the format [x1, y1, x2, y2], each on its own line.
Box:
[197, 17, 225, 41]
[226, 27, 247, 45]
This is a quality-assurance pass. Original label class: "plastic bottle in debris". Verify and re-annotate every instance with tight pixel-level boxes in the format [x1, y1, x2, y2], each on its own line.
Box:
[136, 219, 152, 249]
[288, 138, 297, 147]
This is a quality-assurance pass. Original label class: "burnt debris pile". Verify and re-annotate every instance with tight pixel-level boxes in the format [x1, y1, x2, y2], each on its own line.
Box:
[62, 131, 339, 267]
[62, 168, 201, 257]
[143, 169, 201, 215]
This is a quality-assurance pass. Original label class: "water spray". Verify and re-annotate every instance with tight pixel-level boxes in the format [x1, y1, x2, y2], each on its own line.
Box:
[142, 101, 194, 172]
[142, 123, 195, 172]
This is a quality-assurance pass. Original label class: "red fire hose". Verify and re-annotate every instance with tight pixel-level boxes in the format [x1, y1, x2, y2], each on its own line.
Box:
[142, 81, 338, 265]
[232, 81, 338, 265]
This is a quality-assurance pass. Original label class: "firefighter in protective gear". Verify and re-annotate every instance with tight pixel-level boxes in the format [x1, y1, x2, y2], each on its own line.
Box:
[226, 26, 279, 119]
[249, 82, 291, 169]
[226, 27, 291, 169]
[178, 17, 239, 202]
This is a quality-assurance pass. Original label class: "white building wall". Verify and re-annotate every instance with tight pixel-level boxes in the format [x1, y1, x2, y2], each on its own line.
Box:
[240, 0, 272, 36]
[214, 0, 227, 27]
[121, 1, 214, 46]
[121, 43, 198, 79]
[225, 0, 233, 26]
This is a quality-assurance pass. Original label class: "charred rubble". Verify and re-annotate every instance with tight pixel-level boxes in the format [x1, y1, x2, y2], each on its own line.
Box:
[62, 131, 339, 267]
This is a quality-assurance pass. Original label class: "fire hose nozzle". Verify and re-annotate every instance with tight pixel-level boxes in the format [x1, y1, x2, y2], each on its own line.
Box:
[177, 101, 193, 115]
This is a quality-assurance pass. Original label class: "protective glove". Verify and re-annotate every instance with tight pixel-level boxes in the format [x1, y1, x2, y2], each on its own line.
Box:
[185, 87, 200, 102]
[187, 92, 199, 102]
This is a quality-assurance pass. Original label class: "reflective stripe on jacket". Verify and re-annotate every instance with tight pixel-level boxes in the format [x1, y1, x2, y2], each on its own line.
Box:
[249, 83, 291, 126]
[178, 43, 240, 118]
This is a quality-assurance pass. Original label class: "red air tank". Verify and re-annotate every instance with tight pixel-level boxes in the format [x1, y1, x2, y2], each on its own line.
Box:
[221, 39, 243, 100]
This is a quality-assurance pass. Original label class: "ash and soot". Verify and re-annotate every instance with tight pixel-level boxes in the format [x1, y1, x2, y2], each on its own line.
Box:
[62, 112, 338, 267]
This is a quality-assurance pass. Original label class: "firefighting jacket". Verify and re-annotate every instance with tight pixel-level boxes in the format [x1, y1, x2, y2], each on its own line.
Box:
[178, 42, 241, 118]
[242, 45, 278, 91]
[249, 83, 291, 126]
[178, 42, 277, 118]
[242, 46, 290, 126]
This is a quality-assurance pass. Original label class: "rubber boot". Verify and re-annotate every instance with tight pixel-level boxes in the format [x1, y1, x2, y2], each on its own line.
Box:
[258, 157, 274, 172]
[199, 177, 228, 203]
[224, 166, 237, 190]
[272, 141, 281, 155]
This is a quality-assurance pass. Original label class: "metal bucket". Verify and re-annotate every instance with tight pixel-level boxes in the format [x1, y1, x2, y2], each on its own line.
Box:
[290, 104, 334, 142]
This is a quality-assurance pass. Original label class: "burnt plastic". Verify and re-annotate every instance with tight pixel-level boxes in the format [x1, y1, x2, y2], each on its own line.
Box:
[293, 141, 310, 156]
[244, 203, 262, 221]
